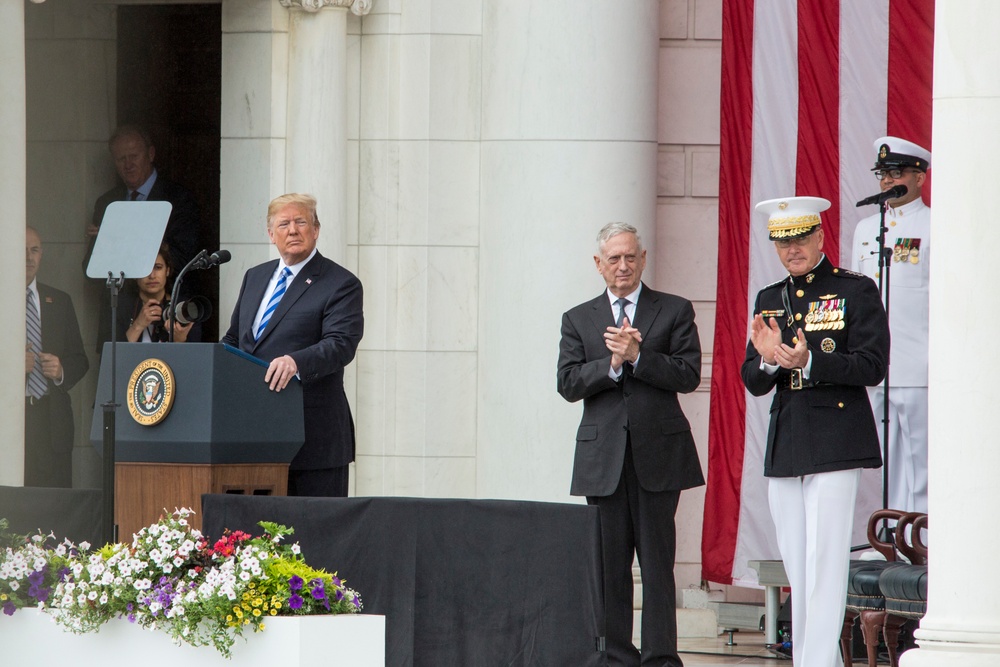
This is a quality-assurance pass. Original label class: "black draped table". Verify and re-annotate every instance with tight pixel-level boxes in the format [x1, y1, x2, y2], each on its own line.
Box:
[0, 486, 103, 546]
[202, 494, 605, 667]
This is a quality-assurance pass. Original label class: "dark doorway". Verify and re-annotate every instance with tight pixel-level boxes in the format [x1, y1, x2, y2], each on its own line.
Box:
[117, 4, 222, 340]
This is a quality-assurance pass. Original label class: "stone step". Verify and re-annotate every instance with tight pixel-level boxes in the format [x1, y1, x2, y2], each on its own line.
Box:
[708, 601, 766, 632]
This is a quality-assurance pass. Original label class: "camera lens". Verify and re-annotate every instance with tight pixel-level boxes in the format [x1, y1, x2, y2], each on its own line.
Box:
[173, 296, 213, 325]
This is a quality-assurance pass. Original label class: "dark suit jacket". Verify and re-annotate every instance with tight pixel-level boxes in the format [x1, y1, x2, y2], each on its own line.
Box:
[33, 283, 90, 450]
[85, 173, 200, 277]
[740, 257, 888, 477]
[557, 284, 705, 497]
[222, 252, 363, 470]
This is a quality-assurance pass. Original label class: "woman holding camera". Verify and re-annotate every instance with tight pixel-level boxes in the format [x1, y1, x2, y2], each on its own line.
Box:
[96, 244, 202, 351]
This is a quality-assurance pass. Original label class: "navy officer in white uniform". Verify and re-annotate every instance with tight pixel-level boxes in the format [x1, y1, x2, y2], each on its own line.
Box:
[851, 136, 932, 515]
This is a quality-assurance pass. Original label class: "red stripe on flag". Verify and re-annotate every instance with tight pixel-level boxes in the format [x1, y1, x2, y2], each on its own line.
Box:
[888, 0, 935, 204]
[796, 0, 841, 264]
[702, 0, 755, 586]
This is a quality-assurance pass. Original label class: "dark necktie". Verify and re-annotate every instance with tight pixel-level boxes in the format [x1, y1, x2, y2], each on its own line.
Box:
[615, 297, 630, 327]
[26, 290, 47, 399]
[129, 190, 140, 201]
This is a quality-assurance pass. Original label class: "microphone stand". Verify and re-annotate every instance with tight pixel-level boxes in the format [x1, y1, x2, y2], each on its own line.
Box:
[101, 271, 125, 545]
[168, 250, 207, 342]
[874, 200, 893, 538]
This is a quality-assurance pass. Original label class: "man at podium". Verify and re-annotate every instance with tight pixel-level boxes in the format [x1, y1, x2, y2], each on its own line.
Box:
[222, 193, 364, 497]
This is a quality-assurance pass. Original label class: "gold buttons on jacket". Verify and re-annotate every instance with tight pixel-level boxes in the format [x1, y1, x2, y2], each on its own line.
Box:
[795, 313, 802, 321]
[796, 289, 804, 297]
[838, 402, 844, 408]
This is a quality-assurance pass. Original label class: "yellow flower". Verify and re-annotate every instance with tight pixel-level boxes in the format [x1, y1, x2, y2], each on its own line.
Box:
[260, 623, 266, 631]
[248, 582, 256, 589]
[269, 609, 277, 616]
[235, 608, 244, 618]
[226, 615, 233, 623]
[253, 609, 261, 617]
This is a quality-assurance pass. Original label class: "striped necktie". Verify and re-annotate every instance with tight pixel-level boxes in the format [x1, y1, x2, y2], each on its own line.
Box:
[25, 290, 47, 399]
[256, 267, 292, 340]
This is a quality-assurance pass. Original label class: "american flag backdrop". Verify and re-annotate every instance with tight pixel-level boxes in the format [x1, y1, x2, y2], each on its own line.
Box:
[702, 0, 934, 586]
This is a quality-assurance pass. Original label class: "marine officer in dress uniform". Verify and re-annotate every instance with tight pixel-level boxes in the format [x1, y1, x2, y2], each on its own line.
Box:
[742, 196, 889, 667]
[851, 136, 932, 515]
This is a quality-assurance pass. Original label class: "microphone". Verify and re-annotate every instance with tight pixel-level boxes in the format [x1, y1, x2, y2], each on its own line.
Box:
[204, 249, 232, 268]
[856, 184, 908, 207]
[188, 249, 232, 270]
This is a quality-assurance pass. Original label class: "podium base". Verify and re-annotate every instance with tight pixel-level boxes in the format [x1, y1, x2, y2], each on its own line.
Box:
[116, 462, 288, 538]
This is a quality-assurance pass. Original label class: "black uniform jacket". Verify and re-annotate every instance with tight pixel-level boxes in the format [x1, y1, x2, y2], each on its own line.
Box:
[741, 256, 889, 477]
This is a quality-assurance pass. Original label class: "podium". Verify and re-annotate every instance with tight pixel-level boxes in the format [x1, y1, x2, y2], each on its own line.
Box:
[91, 343, 304, 538]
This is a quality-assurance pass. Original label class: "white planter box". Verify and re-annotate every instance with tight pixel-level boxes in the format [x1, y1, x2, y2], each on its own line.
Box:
[0, 609, 385, 666]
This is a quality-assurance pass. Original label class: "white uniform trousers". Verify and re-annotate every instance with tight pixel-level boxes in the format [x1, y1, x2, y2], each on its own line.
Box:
[768, 469, 860, 667]
[868, 385, 929, 513]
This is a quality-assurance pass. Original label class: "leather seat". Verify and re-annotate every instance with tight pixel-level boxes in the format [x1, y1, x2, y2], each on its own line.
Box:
[841, 508, 909, 667]
[881, 513, 928, 667]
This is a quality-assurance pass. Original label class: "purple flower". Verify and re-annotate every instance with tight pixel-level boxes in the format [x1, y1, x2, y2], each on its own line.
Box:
[27, 570, 44, 586]
[335, 588, 344, 602]
[288, 593, 304, 610]
[2, 601, 16, 616]
[288, 575, 304, 592]
[352, 596, 361, 609]
[57, 567, 70, 582]
[309, 580, 325, 600]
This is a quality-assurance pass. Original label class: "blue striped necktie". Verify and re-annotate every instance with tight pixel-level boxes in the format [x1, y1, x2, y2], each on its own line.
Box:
[256, 267, 292, 340]
[26, 289, 47, 399]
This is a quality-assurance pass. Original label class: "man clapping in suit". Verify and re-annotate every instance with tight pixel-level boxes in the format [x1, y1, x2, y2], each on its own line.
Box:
[223, 194, 363, 497]
[557, 222, 704, 667]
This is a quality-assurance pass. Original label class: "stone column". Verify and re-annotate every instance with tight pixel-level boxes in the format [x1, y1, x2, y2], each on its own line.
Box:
[218, 0, 367, 313]
[478, 0, 660, 499]
[901, 2, 1000, 665]
[281, 0, 371, 265]
[0, 0, 27, 485]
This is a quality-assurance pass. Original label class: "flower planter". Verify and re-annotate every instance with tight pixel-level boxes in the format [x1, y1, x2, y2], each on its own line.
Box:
[0, 609, 385, 666]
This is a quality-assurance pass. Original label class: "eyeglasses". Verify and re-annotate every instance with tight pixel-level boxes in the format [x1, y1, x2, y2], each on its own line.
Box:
[774, 236, 814, 249]
[874, 168, 914, 180]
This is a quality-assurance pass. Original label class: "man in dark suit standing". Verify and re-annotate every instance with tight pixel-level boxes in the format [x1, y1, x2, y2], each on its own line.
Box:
[742, 196, 888, 667]
[557, 222, 704, 667]
[223, 193, 363, 497]
[25, 226, 89, 488]
[84, 125, 200, 278]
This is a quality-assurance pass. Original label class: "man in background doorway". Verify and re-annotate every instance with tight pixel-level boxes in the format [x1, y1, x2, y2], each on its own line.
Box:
[25, 226, 89, 488]
[84, 125, 200, 280]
